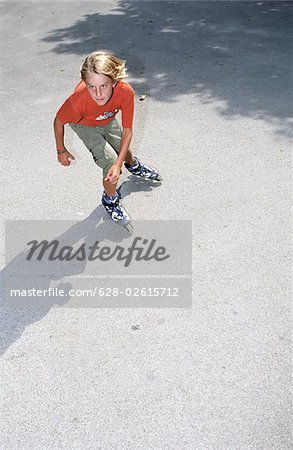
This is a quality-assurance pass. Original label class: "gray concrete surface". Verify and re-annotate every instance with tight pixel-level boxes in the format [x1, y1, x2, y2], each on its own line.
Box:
[0, 1, 292, 449]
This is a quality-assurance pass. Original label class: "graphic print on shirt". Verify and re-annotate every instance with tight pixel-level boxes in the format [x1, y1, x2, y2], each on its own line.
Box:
[95, 109, 119, 121]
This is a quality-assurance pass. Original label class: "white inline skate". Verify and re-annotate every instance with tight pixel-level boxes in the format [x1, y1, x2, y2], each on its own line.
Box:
[125, 156, 162, 182]
[102, 191, 133, 231]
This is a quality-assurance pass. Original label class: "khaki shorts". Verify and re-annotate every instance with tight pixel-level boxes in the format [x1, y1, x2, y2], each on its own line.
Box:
[69, 118, 122, 177]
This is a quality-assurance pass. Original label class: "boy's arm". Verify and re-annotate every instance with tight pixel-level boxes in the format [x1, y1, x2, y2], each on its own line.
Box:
[54, 116, 66, 151]
[105, 127, 132, 183]
[53, 116, 75, 166]
[116, 84, 135, 165]
[116, 127, 133, 167]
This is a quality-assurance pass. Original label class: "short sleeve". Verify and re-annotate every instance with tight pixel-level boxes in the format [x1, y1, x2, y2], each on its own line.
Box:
[120, 85, 135, 128]
[56, 97, 83, 124]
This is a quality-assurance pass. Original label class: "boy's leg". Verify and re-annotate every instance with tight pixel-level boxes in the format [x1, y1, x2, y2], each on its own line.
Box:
[69, 122, 131, 224]
[69, 122, 119, 195]
[69, 122, 131, 225]
[103, 118, 135, 166]
[103, 178, 117, 196]
[104, 119, 161, 181]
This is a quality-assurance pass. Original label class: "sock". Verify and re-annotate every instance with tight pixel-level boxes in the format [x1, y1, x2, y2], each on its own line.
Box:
[103, 191, 118, 204]
[128, 157, 139, 169]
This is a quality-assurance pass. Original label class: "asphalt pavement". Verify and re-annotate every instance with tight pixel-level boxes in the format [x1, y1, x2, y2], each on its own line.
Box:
[1, 1, 292, 449]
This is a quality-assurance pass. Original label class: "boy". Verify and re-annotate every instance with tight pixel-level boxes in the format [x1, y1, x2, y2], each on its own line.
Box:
[54, 50, 161, 226]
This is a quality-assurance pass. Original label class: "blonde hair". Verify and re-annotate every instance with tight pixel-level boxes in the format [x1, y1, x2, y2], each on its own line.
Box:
[80, 51, 127, 83]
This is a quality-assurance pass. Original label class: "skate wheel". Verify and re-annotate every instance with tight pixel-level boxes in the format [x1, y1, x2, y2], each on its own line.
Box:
[123, 223, 133, 232]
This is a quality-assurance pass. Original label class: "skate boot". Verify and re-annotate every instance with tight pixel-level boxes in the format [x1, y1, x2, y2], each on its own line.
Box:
[102, 191, 132, 230]
[125, 156, 162, 182]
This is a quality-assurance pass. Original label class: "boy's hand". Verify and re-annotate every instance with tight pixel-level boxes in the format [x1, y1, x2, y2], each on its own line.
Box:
[105, 163, 121, 184]
[57, 149, 75, 166]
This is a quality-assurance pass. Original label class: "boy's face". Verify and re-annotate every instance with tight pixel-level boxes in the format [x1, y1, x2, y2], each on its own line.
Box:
[85, 72, 116, 106]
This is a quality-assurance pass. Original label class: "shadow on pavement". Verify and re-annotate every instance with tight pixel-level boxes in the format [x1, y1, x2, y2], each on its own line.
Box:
[0, 178, 161, 356]
[42, 0, 293, 137]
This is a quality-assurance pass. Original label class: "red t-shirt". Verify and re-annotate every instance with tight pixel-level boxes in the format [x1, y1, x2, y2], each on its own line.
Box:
[56, 80, 134, 128]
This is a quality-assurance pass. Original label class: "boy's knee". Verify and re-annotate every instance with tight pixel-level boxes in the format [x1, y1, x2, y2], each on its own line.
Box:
[103, 164, 111, 178]
[93, 154, 118, 178]
[102, 162, 122, 178]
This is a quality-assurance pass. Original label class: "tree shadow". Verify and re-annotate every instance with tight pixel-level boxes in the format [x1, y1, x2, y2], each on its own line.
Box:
[42, 0, 293, 138]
